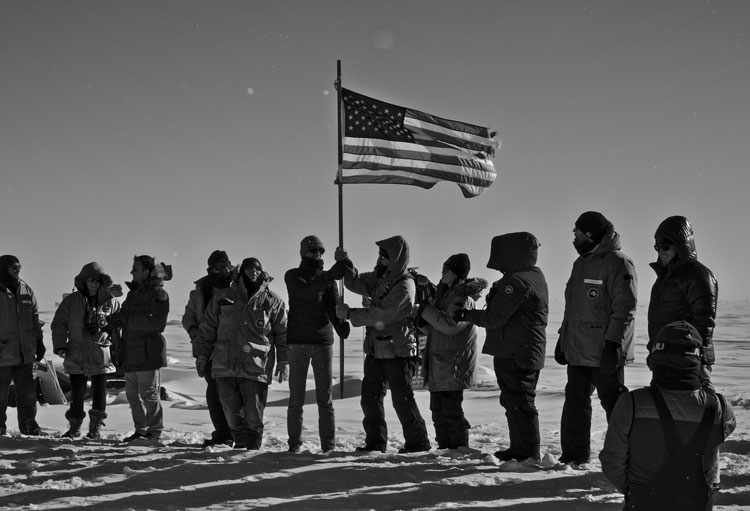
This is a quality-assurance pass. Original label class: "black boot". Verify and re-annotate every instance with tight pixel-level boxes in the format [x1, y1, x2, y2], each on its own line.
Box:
[62, 410, 85, 438]
[511, 409, 540, 462]
[447, 427, 469, 449]
[434, 424, 450, 449]
[494, 409, 519, 460]
[86, 410, 107, 439]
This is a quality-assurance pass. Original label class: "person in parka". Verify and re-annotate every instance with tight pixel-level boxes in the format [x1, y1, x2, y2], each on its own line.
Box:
[648, 216, 717, 387]
[108, 255, 171, 443]
[182, 250, 235, 447]
[455, 233, 548, 462]
[334, 235, 431, 453]
[195, 257, 289, 450]
[418, 253, 487, 450]
[600, 321, 735, 511]
[555, 211, 638, 466]
[0, 255, 45, 436]
[52, 262, 121, 439]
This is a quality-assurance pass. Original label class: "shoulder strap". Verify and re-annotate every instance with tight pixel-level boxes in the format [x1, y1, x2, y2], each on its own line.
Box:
[649, 386, 681, 452]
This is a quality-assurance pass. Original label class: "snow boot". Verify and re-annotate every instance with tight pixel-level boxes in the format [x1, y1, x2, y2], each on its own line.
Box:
[447, 427, 469, 449]
[86, 410, 107, 440]
[62, 410, 85, 438]
[434, 424, 450, 449]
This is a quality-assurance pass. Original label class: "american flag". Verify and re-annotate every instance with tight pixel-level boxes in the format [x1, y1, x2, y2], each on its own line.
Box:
[338, 88, 499, 198]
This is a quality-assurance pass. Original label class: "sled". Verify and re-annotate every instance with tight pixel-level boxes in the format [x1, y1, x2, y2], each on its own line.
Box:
[35, 358, 67, 405]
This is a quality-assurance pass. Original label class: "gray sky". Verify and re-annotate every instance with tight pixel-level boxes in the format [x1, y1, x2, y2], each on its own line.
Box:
[2, 0, 748, 310]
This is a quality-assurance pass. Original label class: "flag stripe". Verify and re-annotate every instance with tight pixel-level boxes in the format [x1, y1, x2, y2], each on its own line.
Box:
[343, 138, 496, 174]
[340, 88, 499, 197]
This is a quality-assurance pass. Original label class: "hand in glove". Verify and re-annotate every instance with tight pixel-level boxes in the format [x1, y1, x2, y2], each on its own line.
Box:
[335, 303, 350, 320]
[336, 321, 351, 340]
[328, 260, 349, 280]
[554, 339, 567, 365]
[195, 356, 208, 378]
[275, 362, 289, 383]
[599, 341, 624, 375]
[452, 309, 468, 322]
[334, 247, 349, 262]
[35, 339, 46, 362]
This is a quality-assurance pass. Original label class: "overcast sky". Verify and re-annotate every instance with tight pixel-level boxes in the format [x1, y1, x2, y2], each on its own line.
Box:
[2, 0, 748, 311]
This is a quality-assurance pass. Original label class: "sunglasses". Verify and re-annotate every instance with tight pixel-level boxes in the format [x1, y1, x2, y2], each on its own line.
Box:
[654, 244, 673, 252]
[308, 248, 325, 255]
[8, 264, 21, 272]
[378, 252, 389, 260]
[211, 261, 232, 271]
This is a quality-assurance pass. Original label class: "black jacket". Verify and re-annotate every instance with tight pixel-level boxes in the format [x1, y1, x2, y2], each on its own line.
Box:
[648, 216, 718, 365]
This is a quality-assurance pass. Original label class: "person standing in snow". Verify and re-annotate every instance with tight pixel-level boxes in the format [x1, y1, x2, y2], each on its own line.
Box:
[555, 211, 638, 466]
[335, 235, 431, 453]
[600, 321, 735, 510]
[182, 250, 235, 447]
[647, 216, 718, 389]
[285, 236, 350, 453]
[454, 234, 548, 462]
[417, 253, 486, 450]
[52, 262, 121, 439]
[109, 255, 171, 443]
[196, 257, 289, 450]
[0, 255, 45, 436]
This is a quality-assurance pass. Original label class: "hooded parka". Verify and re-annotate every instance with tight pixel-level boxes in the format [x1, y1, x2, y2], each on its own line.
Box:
[466, 232, 549, 371]
[196, 273, 288, 383]
[648, 216, 718, 366]
[51, 263, 120, 376]
[558, 224, 638, 367]
[420, 278, 487, 391]
[343, 235, 417, 359]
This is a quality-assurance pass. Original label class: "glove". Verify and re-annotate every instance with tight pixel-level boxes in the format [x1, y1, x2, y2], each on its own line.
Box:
[335, 303, 350, 320]
[334, 247, 349, 262]
[600, 341, 623, 375]
[700, 364, 714, 391]
[328, 260, 349, 280]
[275, 362, 289, 383]
[195, 356, 208, 378]
[336, 321, 351, 340]
[453, 309, 468, 322]
[554, 339, 567, 365]
[35, 339, 46, 362]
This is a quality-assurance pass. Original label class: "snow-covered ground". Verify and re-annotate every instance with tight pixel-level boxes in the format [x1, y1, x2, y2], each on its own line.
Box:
[1, 303, 748, 510]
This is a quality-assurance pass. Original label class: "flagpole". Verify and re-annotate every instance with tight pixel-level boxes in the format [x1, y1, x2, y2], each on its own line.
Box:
[335, 59, 345, 400]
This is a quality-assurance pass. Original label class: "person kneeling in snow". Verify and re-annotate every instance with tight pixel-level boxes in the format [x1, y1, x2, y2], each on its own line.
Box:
[600, 320, 735, 510]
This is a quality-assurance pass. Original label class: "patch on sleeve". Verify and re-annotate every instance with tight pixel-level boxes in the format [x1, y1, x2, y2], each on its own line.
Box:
[504, 285, 514, 294]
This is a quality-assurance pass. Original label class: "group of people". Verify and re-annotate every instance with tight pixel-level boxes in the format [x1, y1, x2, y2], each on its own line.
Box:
[0, 211, 736, 510]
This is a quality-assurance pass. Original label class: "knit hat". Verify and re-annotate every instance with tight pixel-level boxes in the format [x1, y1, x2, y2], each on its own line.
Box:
[300, 235, 325, 257]
[575, 211, 609, 244]
[651, 320, 702, 372]
[443, 253, 471, 280]
[0, 255, 20, 268]
[207, 250, 229, 266]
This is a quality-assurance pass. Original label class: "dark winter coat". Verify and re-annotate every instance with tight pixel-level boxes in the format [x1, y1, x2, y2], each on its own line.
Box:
[343, 235, 417, 359]
[113, 277, 169, 372]
[465, 232, 549, 371]
[600, 386, 735, 495]
[51, 262, 119, 376]
[0, 279, 43, 368]
[420, 278, 487, 391]
[285, 259, 348, 345]
[558, 225, 638, 367]
[195, 274, 287, 383]
[648, 217, 718, 365]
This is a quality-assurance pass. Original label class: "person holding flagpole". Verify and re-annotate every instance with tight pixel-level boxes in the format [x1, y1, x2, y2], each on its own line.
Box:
[335, 236, 431, 453]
